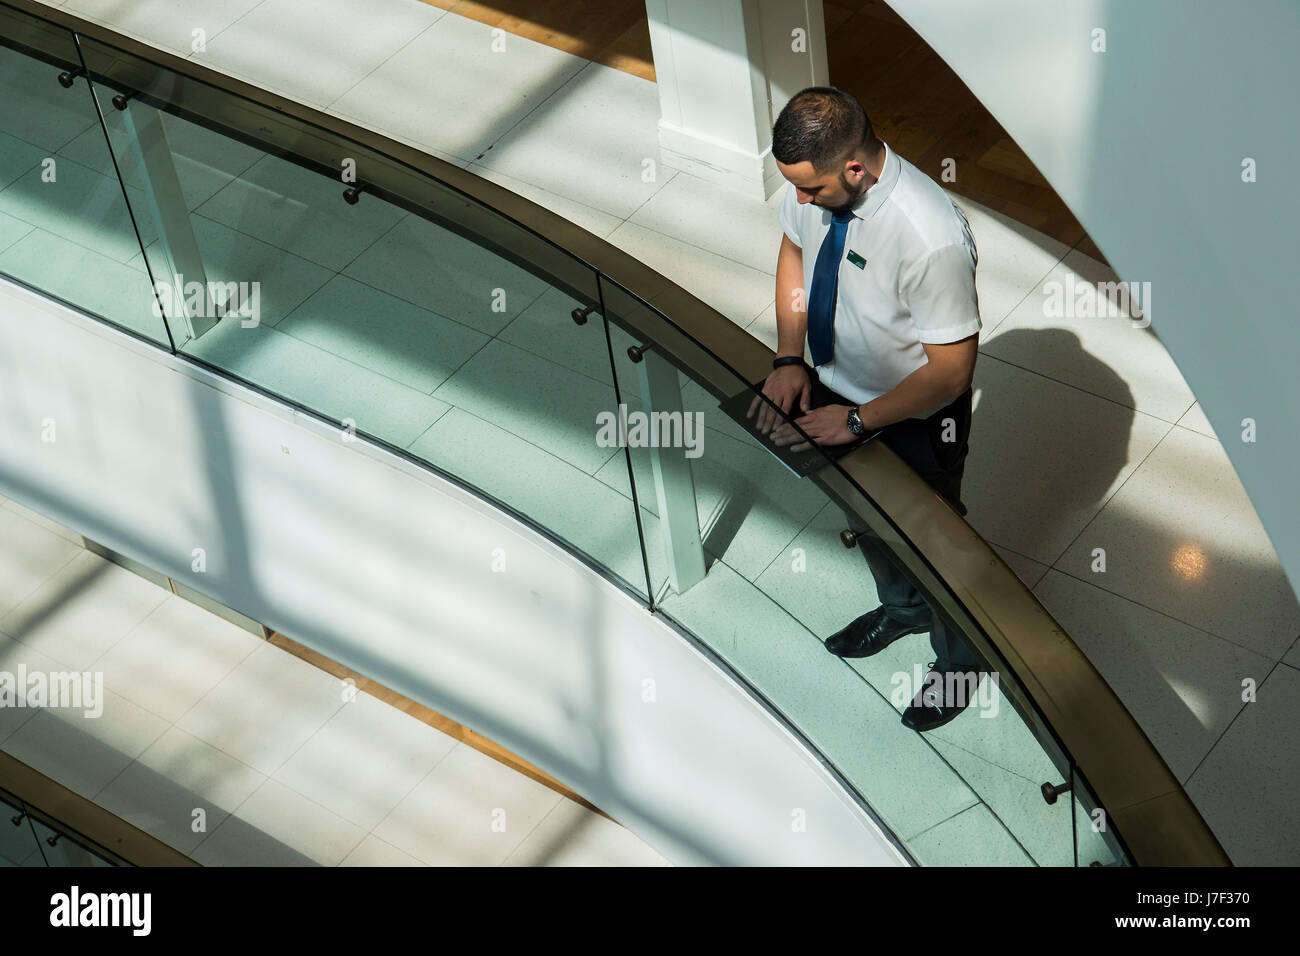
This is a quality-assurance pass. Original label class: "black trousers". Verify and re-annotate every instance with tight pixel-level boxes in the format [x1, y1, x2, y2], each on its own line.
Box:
[809, 377, 982, 670]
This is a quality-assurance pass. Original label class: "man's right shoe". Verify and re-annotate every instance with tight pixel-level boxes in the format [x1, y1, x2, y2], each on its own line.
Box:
[824, 606, 930, 658]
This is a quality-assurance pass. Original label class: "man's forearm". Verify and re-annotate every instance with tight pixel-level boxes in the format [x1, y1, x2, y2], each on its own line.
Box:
[775, 306, 807, 359]
[857, 361, 967, 430]
[774, 237, 807, 359]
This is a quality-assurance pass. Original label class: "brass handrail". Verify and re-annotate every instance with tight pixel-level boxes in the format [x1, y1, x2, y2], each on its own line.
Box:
[0, 0, 1228, 865]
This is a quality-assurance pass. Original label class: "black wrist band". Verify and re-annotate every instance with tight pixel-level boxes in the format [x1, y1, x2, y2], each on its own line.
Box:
[772, 356, 806, 370]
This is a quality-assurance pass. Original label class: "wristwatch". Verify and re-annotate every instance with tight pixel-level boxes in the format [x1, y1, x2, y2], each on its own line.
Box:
[846, 405, 865, 436]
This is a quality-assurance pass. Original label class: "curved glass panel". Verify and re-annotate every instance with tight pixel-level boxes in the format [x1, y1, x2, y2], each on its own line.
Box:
[74, 35, 651, 602]
[600, 277, 1075, 864]
[0, 789, 121, 866]
[1073, 767, 1129, 867]
[0, 9, 170, 345]
[0, 793, 42, 866]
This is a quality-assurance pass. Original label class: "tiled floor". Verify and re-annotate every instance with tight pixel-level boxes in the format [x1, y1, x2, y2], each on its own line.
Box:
[10, 0, 1300, 865]
[0, 495, 668, 866]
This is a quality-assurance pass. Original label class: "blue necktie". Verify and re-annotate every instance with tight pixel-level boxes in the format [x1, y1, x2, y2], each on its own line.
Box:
[807, 209, 854, 367]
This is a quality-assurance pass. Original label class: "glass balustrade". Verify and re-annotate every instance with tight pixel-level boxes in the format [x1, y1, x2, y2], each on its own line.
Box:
[0, 15, 169, 345]
[0, 792, 42, 866]
[1, 789, 121, 866]
[598, 278, 1079, 864]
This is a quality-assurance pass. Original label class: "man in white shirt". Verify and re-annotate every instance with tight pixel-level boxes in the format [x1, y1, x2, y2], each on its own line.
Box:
[749, 86, 984, 732]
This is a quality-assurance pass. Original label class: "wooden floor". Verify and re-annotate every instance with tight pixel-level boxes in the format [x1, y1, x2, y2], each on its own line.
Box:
[268, 631, 611, 821]
[421, 0, 1104, 260]
[424, 0, 657, 79]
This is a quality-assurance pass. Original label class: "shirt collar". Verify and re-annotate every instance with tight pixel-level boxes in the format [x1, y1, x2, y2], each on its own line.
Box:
[847, 140, 899, 222]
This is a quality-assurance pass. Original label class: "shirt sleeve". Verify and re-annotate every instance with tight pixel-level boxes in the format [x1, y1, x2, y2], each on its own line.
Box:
[900, 242, 982, 344]
[778, 183, 802, 248]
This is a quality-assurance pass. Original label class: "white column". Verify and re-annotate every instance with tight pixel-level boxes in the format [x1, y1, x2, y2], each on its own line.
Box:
[645, 0, 829, 201]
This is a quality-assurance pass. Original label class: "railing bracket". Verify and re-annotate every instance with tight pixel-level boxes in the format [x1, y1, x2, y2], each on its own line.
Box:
[1041, 780, 1072, 805]
[57, 66, 85, 88]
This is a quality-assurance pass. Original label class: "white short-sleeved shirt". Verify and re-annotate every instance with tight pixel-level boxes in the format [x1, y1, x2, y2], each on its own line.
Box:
[778, 140, 981, 419]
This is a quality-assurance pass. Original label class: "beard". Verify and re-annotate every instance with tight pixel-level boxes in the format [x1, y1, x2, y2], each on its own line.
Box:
[826, 171, 869, 214]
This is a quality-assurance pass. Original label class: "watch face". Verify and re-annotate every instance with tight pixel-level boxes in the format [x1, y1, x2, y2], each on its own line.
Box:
[847, 408, 863, 435]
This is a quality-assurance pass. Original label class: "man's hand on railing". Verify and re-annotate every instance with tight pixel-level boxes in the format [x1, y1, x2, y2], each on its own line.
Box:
[747, 363, 811, 437]
[771, 405, 856, 451]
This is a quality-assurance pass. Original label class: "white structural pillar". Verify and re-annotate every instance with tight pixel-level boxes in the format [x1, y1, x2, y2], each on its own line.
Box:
[645, 0, 829, 201]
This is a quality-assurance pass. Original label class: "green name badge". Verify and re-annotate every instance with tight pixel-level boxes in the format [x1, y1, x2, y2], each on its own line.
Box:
[846, 250, 867, 269]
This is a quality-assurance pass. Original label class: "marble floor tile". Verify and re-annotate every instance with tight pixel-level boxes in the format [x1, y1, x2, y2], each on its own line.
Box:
[330, 12, 586, 163]
[962, 355, 1170, 566]
[1054, 426, 1300, 658]
[272, 689, 458, 830]
[373, 743, 563, 866]
[1034, 570, 1270, 783]
[475, 60, 669, 220]
[1185, 663, 1300, 865]
[193, 0, 443, 109]
[93, 725, 267, 854]
[983, 248, 1196, 422]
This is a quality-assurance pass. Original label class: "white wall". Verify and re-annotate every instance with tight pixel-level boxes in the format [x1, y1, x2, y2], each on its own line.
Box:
[0, 277, 905, 867]
[887, 0, 1300, 599]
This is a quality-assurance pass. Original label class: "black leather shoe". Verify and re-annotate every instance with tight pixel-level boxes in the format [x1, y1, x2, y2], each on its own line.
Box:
[824, 606, 929, 658]
[901, 661, 985, 732]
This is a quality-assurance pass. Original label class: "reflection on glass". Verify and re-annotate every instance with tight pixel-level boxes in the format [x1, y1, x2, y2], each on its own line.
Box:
[1073, 770, 1130, 866]
[83, 53, 649, 599]
[0, 34, 169, 344]
[0, 794, 42, 866]
[600, 277, 1077, 864]
[0, 794, 119, 866]
[28, 818, 117, 866]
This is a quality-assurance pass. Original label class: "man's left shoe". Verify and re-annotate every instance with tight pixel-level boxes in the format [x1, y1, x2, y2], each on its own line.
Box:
[901, 660, 986, 732]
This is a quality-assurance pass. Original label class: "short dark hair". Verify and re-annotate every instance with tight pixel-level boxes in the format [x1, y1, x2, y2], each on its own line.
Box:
[772, 87, 877, 172]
